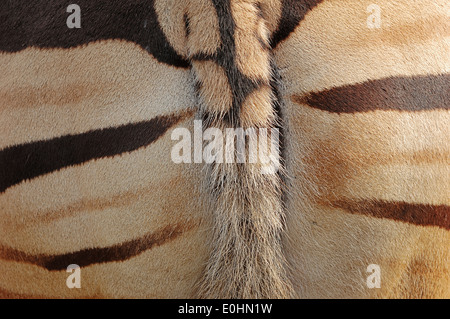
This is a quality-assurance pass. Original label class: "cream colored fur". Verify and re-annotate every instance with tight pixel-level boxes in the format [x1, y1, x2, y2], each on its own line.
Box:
[1, 0, 448, 299]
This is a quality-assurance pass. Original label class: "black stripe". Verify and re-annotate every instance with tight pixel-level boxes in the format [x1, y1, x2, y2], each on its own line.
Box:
[271, 0, 324, 48]
[293, 74, 450, 113]
[0, 0, 189, 68]
[0, 114, 184, 193]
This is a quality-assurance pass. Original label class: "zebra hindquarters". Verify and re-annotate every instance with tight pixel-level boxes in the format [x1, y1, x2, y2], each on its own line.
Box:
[276, 0, 450, 298]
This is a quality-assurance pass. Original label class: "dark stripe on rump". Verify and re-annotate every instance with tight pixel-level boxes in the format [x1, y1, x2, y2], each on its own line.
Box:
[0, 0, 189, 68]
[0, 223, 189, 271]
[0, 286, 104, 299]
[330, 200, 450, 230]
[0, 113, 186, 193]
[293, 74, 450, 113]
[0, 287, 60, 299]
[271, 0, 324, 47]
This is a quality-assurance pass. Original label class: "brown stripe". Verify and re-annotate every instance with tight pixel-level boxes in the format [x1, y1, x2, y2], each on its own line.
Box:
[330, 199, 450, 230]
[0, 286, 104, 299]
[271, 0, 323, 47]
[0, 287, 52, 299]
[4, 176, 186, 230]
[1, 82, 116, 110]
[292, 74, 450, 113]
[0, 222, 194, 271]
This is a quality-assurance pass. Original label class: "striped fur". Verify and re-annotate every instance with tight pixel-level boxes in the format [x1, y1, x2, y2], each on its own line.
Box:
[1, 0, 449, 298]
[276, 0, 449, 298]
[188, 1, 292, 298]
